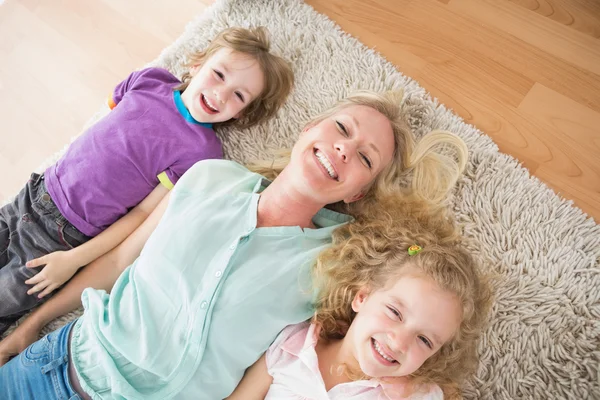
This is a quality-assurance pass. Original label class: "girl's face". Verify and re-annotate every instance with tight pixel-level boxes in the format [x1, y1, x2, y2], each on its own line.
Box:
[288, 105, 395, 205]
[181, 48, 265, 124]
[346, 272, 462, 378]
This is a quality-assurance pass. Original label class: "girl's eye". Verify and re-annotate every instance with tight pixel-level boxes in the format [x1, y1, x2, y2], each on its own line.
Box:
[387, 306, 402, 321]
[235, 91, 245, 102]
[335, 121, 349, 137]
[419, 336, 433, 349]
[213, 69, 224, 79]
[360, 153, 372, 169]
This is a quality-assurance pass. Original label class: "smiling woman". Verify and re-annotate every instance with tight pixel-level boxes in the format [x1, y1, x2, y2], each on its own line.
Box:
[0, 90, 467, 400]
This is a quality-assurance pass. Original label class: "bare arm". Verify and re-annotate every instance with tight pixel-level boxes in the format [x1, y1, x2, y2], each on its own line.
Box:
[0, 192, 171, 365]
[225, 354, 272, 400]
[25, 184, 169, 297]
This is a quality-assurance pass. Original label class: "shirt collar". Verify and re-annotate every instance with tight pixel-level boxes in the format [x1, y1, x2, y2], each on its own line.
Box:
[280, 323, 418, 400]
[173, 90, 213, 128]
[250, 178, 354, 237]
[280, 322, 320, 357]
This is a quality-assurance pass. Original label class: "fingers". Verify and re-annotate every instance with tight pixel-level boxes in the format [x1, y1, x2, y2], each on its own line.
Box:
[24, 273, 44, 286]
[26, 280, 49, 296]
[26, 256, 47, 268]
[37, 284, 58, 299]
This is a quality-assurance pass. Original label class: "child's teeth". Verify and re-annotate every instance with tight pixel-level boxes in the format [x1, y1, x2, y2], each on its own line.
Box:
[204, 96, 218, 112]
[374, 340, 395, 362]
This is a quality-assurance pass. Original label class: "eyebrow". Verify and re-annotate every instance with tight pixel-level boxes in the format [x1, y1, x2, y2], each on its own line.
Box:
[390, 296, 443, 346]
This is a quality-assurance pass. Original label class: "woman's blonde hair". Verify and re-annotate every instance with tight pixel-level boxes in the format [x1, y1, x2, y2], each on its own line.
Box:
[175, 26, 294, 128]
[312, 196, 493, 394]
[249, 90, 468, 211]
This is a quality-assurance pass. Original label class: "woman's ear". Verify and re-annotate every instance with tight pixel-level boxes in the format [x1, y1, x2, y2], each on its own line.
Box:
[300, 122, 316, 135]
[352, 288, 369, 313]
[343, 191, 365, 204]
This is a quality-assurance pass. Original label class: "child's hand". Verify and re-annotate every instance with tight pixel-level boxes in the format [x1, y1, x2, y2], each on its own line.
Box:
[25, 251, 81, 298]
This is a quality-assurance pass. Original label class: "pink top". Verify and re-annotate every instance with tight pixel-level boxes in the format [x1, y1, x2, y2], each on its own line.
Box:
[265, 322, 444, 400]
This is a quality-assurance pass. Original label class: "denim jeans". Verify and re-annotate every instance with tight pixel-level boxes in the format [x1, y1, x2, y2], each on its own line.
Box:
[0, 320, 82, 399]
[0, 173, 90, 335]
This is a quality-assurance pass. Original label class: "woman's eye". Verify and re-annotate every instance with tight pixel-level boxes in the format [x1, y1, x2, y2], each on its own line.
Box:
[360, 153, 372, 169]
[235, 91, 245, 102]
[419, 336, 433, 349]
[335, 121, 349, 137]
[213, 69, 224, 79]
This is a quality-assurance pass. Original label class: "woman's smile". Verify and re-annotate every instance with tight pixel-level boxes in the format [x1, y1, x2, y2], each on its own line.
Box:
[314, 148, 339, 181]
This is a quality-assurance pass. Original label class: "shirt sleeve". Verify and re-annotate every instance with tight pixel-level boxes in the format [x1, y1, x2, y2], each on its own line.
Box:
[108, 67, 169, 108]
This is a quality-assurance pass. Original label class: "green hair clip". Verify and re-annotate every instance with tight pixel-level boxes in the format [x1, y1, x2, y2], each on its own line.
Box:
[408, 244, 422, 256]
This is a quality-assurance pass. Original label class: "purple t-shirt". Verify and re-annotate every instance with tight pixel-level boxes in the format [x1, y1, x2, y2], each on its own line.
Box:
[45, 67, 223, 237]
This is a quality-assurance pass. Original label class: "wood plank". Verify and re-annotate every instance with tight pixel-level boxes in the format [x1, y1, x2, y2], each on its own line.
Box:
[449, 0, 600, 76]
[508, 0, 600, 39]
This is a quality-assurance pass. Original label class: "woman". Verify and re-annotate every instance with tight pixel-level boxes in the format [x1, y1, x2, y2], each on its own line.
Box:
[0, 91, 467, 399]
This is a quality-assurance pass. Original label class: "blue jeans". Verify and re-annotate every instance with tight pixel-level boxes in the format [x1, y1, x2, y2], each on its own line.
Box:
[0, 320, 82, 399]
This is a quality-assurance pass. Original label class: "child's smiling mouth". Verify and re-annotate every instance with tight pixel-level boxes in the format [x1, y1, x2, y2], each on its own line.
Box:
[200, 94, 220, 114]
[371, 337, 398, 365]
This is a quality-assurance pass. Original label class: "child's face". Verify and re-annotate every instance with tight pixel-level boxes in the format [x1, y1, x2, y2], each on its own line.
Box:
[347, 272, 461, 378]
[181, 48, 265, 124]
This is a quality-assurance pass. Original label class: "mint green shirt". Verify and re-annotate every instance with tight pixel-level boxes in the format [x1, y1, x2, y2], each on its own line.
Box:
[70, 159, 352, 399]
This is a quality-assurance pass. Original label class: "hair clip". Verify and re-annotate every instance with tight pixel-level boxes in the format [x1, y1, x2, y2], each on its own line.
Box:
[408, 244, 422, 256]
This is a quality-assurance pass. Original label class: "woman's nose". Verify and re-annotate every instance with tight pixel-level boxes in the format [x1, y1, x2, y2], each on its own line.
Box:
[335, 141, 356, 162]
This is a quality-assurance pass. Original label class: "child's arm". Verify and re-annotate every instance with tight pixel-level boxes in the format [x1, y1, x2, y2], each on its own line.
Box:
[225, 354, 273, 400]
[24, 184, 169, 298]
[0, 191, 171, 366]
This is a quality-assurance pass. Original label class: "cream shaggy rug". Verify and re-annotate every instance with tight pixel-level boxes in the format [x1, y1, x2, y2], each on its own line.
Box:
[5, 0, 599, 398]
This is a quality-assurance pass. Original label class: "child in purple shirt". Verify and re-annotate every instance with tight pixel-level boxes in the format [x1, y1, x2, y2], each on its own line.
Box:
[0, 26, 294, 335]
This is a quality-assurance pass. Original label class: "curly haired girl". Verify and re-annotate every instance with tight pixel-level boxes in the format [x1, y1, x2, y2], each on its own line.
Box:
[228, 199, 492, 399]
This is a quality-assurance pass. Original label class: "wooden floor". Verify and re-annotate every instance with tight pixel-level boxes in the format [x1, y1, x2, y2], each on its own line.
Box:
[1, 0, 599, 221]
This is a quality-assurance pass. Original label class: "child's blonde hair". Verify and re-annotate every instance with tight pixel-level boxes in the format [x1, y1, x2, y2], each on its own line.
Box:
[312, 197, 493, 394]
[175, 26, 294, 128]
[248, 90, 467, 213]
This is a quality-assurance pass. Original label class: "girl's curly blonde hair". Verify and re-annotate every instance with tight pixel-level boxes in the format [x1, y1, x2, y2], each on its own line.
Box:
[175, 26, 294, 129]
[249, 90, 468, 213]
[312, 196, 493, 396]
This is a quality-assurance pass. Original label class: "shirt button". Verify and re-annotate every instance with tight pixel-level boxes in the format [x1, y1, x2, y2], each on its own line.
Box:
[229, 243, 235, 250]
[215, 271, 222, 278]
[200, 301, 208, 309]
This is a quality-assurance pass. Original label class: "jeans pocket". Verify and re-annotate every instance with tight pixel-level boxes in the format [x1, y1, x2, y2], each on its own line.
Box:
[23, 336, 50, 365]
[31, 190, 55, 217]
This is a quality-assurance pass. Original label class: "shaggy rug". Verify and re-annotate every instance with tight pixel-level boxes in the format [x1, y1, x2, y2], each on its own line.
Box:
[5, 0, 599, 398]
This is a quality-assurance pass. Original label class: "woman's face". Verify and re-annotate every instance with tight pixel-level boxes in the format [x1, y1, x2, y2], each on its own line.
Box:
[290, 105, 395, 205]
